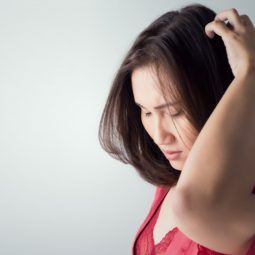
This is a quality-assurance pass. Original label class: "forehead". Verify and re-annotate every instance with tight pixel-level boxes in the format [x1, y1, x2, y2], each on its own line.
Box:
[131, 66, 162, 98]
[131, 66, 177, 106]
[131, 65, 158, 89]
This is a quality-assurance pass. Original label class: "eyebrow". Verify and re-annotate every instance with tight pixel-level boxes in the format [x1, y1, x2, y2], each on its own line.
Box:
[135, 101, 179, 110]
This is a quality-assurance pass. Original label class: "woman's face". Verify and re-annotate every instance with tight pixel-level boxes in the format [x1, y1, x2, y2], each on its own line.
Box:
[131, 66, 198, 171]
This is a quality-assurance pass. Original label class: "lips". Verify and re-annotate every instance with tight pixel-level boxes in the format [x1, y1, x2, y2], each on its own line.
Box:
[163, 150, 182, 160]
[164, 150, 181, 154]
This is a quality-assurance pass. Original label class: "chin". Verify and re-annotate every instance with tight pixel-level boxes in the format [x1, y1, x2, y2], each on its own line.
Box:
[169, 161, 183, 171]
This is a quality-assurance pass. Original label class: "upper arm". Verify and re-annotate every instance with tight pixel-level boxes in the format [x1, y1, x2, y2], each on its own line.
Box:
[170, 188, 255, 255]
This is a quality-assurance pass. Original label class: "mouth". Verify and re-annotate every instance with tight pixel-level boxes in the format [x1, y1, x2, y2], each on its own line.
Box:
[163, 151, 182, 160]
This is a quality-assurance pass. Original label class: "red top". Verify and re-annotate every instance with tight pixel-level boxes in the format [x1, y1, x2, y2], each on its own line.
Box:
[131, 185, 255, 255]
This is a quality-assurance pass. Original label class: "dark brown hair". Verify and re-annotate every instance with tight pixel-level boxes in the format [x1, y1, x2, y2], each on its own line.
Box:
[98, 3, 234, 188]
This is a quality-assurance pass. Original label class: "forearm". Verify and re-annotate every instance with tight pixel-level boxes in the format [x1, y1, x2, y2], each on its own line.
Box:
[176, 72, 255, 209]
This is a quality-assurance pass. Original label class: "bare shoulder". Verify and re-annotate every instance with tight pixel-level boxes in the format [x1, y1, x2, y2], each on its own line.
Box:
[169, 188, 255, 255]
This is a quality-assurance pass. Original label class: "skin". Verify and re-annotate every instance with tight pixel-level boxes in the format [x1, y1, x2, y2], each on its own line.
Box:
[131, 66, 198, 171]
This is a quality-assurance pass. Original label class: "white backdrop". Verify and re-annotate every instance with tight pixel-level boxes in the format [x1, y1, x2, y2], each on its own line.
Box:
[0, 0, 254, 254]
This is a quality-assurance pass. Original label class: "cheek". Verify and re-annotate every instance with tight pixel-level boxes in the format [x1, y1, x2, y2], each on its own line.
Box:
[141, 117, 152, 135]
[174, 118, 198, 147]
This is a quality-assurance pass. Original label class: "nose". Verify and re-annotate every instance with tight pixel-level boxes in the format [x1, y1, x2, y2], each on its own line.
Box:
[152, 114, 176, 145]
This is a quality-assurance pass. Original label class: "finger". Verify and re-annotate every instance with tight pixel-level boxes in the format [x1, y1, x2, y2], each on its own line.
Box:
[205, 19, 234, 39]
[214, 8, 243, 32]
[240, 14, 254, 28]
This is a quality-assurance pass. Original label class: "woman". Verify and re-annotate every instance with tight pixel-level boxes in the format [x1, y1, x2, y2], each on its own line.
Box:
[98, 3, 255, 255]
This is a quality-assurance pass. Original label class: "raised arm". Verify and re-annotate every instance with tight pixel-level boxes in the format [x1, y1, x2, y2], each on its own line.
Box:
[168, 9, 255, 254]
[174, 9, 255, 213]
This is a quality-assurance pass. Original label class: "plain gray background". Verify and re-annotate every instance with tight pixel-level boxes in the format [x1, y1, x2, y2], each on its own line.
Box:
[0, 0, 254, 254]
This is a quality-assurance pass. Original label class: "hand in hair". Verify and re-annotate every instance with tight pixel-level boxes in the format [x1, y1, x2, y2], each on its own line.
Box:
[205, 8, 255, 79]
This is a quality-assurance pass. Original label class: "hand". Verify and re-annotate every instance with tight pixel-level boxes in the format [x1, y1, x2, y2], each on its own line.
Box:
[205, 8, 255, 79]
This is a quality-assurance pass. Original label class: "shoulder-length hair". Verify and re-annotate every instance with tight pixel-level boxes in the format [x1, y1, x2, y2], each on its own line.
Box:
[98, 3, 233, 188]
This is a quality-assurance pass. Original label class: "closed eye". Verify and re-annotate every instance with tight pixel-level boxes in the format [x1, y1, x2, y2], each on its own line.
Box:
[144, 111, 182, 118]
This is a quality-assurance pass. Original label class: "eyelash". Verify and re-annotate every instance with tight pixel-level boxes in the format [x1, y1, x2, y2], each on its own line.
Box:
[144, 111, 181, 118]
